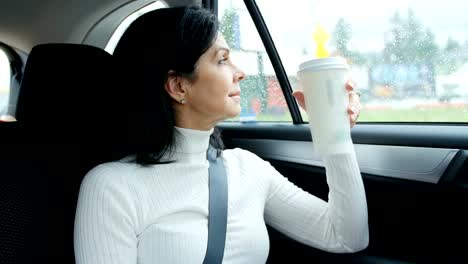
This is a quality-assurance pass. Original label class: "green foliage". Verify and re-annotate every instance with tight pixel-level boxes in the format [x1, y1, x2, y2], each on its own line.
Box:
[383, 9, 439, 64]
[332, 18, 367, 65]
[437, 38, 463, 74]
[332, 18, 352, 56]
[220, 8, 239, 50]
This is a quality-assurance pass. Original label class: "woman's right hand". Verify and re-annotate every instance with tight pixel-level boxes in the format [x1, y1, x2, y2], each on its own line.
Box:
[292, 80, 361, 128]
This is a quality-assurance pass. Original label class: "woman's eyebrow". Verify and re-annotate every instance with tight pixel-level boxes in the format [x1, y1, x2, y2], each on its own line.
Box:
[214, 47, 230, 57]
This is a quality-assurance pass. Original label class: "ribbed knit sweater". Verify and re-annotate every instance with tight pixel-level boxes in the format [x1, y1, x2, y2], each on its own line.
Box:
[74, 126, 368, 264]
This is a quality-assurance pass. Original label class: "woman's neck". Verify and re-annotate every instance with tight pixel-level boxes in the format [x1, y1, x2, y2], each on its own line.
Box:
[174, 112, 220, 131]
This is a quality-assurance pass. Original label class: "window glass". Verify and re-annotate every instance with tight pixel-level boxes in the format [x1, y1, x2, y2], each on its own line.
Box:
[218, 1, 292, 122]
[256, 0, 468, 122]
[0, 49, 11, 121]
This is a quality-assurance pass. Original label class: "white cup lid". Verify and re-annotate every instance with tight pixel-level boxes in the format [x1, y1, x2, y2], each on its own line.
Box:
[298, 57, 349, 73]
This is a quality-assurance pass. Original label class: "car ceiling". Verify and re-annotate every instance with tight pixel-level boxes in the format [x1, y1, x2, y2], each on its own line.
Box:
[0, 0, 199, 53]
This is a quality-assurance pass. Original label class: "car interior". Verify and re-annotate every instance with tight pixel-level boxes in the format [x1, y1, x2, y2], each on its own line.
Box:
[1, 0, 468, 263]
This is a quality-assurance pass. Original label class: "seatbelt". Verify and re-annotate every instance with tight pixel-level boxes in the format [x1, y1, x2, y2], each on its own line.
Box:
[203, 147, 228, 264]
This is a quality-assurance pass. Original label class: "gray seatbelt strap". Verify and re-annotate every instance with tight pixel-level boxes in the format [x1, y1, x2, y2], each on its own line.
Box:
[203, 147, 228, 264]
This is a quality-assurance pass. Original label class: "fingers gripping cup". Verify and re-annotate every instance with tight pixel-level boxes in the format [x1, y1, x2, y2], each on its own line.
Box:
[298, 57, 353, 156]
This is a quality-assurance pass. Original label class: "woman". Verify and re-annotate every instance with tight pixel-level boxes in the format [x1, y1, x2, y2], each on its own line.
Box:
[74, 6, 368, 264]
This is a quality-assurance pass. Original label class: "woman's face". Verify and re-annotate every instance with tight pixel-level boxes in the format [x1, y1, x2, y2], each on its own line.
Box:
[183, 34, 245, 125]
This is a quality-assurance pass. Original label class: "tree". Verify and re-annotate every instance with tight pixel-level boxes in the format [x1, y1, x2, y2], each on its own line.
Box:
[445, 38, 461, 53]
[332, 18, 366, 65]
[220, 8, 240, 50]
[383, 9, 439, 64]
[332, 18, 352, 57]
[439, 38, 462, 74]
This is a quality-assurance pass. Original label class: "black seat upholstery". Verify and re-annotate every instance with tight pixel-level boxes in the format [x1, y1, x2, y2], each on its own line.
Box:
[16, 44, 136, 164]
[0, 43, 136, 263]
[0, 121, 32, 264]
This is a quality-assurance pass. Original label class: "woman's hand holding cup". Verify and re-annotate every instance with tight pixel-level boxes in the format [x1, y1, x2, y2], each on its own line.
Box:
[292, 80, 362, 128]
[296, 56, 359, 156]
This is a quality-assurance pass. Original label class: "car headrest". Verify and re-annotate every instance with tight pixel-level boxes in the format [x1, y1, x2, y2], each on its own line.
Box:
[15, 44, 136, 164]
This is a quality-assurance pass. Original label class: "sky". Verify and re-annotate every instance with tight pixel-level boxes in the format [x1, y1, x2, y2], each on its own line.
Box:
[218, 0, 468, 76]
[219, 0, 468, 53]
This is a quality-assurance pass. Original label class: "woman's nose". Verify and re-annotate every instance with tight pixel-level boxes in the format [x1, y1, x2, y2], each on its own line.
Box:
[235, 68, 246, 82]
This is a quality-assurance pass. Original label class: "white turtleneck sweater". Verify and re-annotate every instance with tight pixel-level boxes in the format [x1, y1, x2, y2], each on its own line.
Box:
[74, 127, 368, 264]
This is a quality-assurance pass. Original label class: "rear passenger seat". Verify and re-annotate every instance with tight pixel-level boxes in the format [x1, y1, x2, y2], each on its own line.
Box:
[0, 44, 136, 263]
[0, 121, 32, 264]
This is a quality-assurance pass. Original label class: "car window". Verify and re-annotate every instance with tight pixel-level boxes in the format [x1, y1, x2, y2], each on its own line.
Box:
[0, 49, 11, 121]
[255, 0, 468, 123]
[218, 1, 292, 122]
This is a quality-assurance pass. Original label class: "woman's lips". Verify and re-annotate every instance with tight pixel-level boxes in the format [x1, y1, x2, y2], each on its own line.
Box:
[229, 90, 241, 103]
[230, 95, 241, 103]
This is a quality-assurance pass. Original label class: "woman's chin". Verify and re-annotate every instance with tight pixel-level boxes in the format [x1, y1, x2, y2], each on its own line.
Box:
[229, 105, 242, 117]
[218, 105, 241, 121]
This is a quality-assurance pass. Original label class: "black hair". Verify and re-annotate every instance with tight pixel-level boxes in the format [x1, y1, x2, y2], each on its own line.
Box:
[113, 6, 224, 166]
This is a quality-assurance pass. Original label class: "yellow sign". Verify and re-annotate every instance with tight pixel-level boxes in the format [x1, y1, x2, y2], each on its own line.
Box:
[312, 23, 330, 58]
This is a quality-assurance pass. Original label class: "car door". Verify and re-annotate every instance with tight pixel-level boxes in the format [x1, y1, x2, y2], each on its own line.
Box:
[212, 0, 468, 263]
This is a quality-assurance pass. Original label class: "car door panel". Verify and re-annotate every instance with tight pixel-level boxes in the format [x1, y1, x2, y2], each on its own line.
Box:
[226, 138, 457, 184]
[219, 122, 468, 263]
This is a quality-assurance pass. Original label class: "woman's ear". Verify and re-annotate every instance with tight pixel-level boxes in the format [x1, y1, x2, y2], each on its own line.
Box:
[164, 71, 188, 103]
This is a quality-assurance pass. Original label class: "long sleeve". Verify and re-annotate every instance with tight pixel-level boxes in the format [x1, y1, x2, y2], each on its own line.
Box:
[261, 149, 369, 253]
[74, 164, 138, 264]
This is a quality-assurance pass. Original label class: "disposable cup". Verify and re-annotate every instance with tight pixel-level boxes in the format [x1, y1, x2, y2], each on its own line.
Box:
[297, 56, 354, 156]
